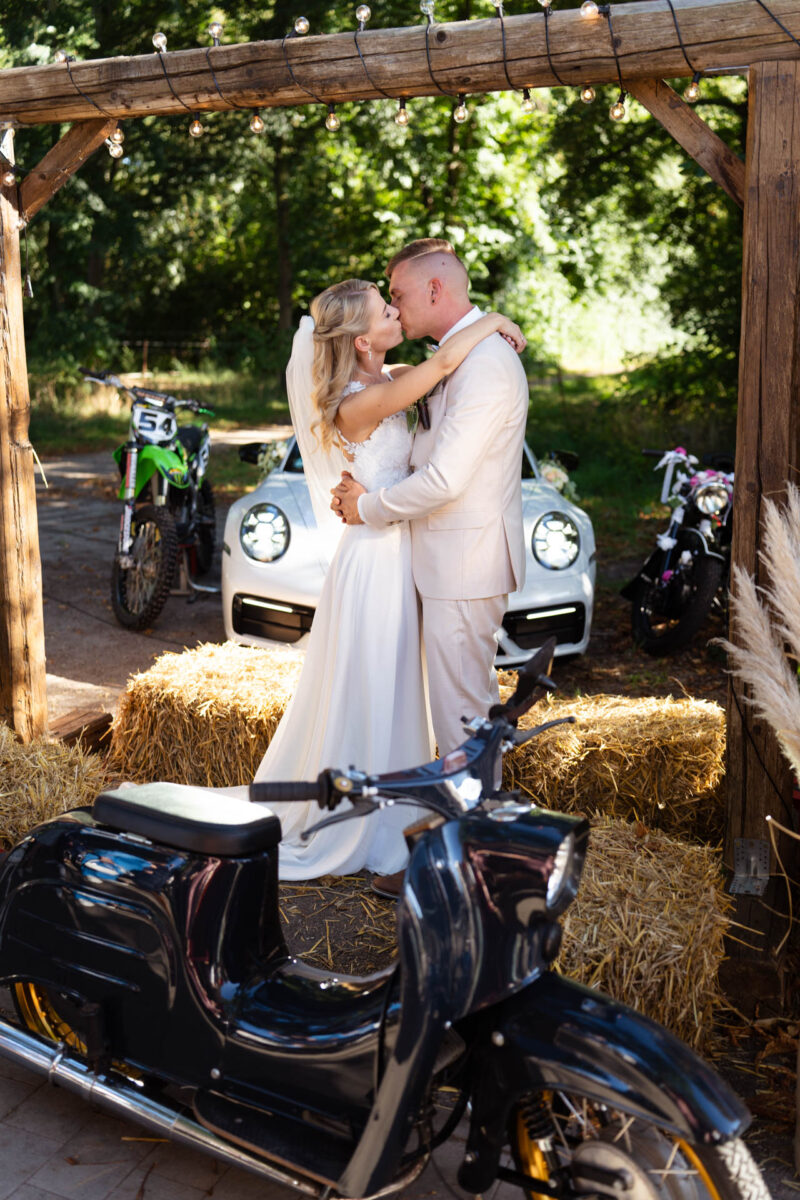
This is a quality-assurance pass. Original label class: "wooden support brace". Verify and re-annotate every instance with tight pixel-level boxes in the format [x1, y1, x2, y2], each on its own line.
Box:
[627, 78, 745, 208]
[19, 118, 117, 225]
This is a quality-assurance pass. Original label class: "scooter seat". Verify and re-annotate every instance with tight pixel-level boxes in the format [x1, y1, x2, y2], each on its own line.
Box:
[94, 783, 282, 856]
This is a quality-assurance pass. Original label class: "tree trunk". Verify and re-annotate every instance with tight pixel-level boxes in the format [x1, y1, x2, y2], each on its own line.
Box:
[0, 128, 47, 740]
[273, 140, 293, 332]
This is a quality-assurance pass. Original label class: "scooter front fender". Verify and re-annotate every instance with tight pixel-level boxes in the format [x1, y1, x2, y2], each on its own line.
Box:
[459, 971, 749, 1193]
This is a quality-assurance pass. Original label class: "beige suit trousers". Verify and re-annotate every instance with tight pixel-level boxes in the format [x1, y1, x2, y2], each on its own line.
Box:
[421, 592, 508, 759]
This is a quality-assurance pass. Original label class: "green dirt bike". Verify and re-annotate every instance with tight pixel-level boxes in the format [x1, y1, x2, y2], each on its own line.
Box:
[81, 368, 218, 630]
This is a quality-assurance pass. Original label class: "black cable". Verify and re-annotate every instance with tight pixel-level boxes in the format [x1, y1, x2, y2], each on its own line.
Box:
[730, 682, 795, 825]
[64, 57, 116, 119]
[496, 11, 517, 92]
[751, 0, 800, 54]
[354, 30, 394, 99]
[664, 0, 700, 75]
[204, 47, 249, 109]
[281, 32, 327, 107]
[543, 6, 570, 87]
[602, 4, 626, 98]
[154, 48, 196, 115]
[424, 21, 459, 98]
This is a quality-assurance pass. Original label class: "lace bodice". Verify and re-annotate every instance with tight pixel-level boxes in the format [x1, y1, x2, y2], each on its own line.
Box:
[338, 381, 413, 492]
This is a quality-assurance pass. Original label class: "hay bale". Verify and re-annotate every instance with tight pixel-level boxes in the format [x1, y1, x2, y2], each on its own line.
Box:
[559, 816, 731, 1048]
[0, 723, 108, 848]
[503, 692, 725, 844]
[107, 642, 302, 786]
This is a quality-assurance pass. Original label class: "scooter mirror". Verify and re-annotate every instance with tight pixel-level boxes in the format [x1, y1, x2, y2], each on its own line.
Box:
[488, 635, 557, 725]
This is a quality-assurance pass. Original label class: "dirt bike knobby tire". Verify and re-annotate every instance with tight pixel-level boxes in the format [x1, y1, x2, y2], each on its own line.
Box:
[110, 503, 178, 630]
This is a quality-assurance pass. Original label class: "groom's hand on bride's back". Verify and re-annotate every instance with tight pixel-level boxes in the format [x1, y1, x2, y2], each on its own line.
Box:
[331, 471, 366, 525]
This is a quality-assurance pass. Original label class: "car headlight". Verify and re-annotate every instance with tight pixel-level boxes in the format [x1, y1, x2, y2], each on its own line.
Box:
[532, 512, 580, 570]
[240, 503, 290, 562]
[694, 482, 730, 515]
[546, 832, 576, 911]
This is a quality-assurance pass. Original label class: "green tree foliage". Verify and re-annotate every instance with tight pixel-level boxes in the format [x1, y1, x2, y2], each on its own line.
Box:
[1, 0, 745, 421]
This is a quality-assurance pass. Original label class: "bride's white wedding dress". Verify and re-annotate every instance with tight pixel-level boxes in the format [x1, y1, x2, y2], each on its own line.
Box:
[253, 384, 433, 880]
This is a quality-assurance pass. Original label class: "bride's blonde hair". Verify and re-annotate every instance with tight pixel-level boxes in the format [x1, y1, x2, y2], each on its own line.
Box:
[310, 279, 378, 451]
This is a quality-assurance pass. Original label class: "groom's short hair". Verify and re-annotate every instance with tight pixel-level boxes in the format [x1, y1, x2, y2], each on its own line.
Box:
[385, 238, 463, 277]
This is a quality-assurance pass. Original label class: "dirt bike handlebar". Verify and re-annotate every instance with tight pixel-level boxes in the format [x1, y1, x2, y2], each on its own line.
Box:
[80, 368, 213, 416]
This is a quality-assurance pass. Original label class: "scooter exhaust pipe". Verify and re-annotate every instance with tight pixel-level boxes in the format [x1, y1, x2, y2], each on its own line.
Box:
[0, 1018, 322, 1198]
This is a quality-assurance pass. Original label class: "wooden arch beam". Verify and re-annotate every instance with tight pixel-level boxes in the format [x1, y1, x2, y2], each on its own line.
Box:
[0, 0, 798, 126]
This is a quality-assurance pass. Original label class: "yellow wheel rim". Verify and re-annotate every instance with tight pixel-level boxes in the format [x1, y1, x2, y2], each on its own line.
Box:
[14, 981, 141, 1081]
[516, 1109, 553, 1200]
[677, 1138, 723, 1199]
[14, 981, 86, 1054]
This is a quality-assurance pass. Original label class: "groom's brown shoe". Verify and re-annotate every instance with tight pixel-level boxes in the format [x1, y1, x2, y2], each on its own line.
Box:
[371, 870, 404, 900]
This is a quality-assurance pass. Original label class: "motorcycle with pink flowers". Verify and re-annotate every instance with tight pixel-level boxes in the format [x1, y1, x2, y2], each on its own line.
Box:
[621, 447, 734, 655]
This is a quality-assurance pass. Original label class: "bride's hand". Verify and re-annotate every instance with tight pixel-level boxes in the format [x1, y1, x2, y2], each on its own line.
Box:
[494, 315, 527, 354]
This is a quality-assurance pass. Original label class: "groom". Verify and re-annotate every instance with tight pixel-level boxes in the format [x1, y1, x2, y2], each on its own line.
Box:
[333, 238, 529, 874]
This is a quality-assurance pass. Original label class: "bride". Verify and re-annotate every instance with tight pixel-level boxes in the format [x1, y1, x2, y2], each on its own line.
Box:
[254, 278, 526, 881]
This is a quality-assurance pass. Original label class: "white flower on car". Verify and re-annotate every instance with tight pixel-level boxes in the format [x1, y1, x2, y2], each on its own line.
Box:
[539, 463, 570, 491]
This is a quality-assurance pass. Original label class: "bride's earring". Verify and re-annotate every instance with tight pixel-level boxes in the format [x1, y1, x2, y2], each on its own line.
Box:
[368, 348, 373, 361]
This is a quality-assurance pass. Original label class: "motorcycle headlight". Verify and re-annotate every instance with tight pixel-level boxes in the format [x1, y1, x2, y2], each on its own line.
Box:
[546, 831, 577, 912]
[240, 504, 290, 562]
[694, 482, 730, 515]
[532, 512, 580, 570]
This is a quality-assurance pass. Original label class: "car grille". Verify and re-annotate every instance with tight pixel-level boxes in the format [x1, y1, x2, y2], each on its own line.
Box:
[233, 594, 315, 644]
[502, 603, 586, 649]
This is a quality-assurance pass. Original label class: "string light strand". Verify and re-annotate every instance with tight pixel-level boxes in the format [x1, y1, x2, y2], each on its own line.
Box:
[204, 47, 250, 109]
[543, 6, 570, 87]
[664, 0, 702, 100]
[62, 56, 116, 119]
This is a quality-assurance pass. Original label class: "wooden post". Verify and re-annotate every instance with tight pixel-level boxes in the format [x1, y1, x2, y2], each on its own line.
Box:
[724, 59, 800, 996]
[0, 127, 47, 740]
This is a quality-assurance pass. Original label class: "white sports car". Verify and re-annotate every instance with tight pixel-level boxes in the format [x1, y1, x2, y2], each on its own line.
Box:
[222, 438, 596, 666]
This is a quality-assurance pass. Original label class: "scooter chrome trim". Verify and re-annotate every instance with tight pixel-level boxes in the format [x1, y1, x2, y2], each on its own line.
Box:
[0, 1017, 323, 1197]
[0, 1016, 429, 1200]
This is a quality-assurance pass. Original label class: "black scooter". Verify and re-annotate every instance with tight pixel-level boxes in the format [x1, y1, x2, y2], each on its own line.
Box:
[0, 641, 766, 1199]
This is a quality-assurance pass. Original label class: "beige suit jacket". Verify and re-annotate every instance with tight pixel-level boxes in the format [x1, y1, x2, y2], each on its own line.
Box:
[358, 308, 529, 601]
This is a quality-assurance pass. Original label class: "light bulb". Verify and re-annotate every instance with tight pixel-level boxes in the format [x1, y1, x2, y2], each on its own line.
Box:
[152, 31, 168, 51]
[325, 106, 340, 132]
[420, 0, 435, 15]
[110, 127, 125, 144]
[395, 101, 409, 126]
[454, 100, 468, 124]
[580, 0, 599, 15]
[520, 89, 534, 114]
[294, 16, 310, 34]
[108, 142, 124, 159]
[250, 111, 265, 133]
[1, 170, 15, 187]
[538, 0, 553, 8]
[580, 85, 596, 103]
[609, 98, 625, 121]
[189, 117, 204, 137]
[208, 21, 223, 44]
[356, 4, 371, 21]
[685, 74, 700, 102]
[54, 49, 69, 63]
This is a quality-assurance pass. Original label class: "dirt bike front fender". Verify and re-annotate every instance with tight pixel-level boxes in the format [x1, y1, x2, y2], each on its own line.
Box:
[458, 971, 749, 1194]
[113, 444, 189, 499]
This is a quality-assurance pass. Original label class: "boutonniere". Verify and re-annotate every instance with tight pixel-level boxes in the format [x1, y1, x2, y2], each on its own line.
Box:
[406, 404, 419, 433]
